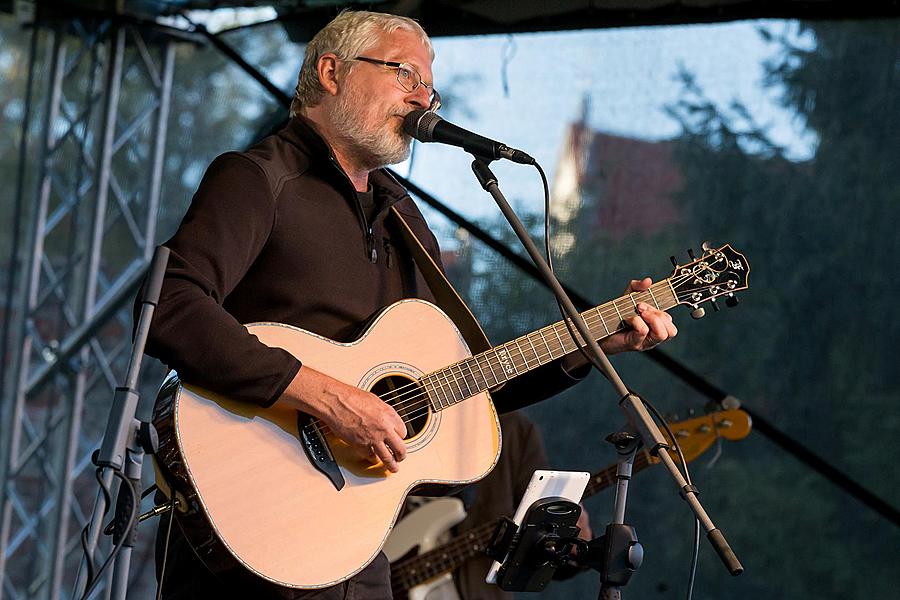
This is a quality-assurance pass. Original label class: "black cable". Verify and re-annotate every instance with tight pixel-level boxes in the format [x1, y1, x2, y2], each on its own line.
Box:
[80, 468, 138, 600]
[78, 467, 116, 586]
[155, 489, 178, 600]
[141, 483, 158, 499]
[640, 398, 701, 600]
[536, 161, 604, 373]
[536, 156, 701, 595]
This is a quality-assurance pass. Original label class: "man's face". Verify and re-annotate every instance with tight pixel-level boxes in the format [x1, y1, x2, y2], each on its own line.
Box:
[330, 30, 434, 171]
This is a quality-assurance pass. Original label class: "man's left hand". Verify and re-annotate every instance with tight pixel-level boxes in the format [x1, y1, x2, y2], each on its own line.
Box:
[599, 277, 677, 354]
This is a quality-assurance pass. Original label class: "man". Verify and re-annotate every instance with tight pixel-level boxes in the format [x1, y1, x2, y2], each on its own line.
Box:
[144, 10, 676, 599]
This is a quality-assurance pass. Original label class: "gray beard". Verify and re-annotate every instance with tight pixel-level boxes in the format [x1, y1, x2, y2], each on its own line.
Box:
[331, 88, 412, 171]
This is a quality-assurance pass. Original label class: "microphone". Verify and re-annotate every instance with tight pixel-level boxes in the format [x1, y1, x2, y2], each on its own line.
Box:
[403, 110, 535, 165]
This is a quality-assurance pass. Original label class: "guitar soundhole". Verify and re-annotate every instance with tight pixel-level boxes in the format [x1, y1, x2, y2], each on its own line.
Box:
[370, 375, 430, 439]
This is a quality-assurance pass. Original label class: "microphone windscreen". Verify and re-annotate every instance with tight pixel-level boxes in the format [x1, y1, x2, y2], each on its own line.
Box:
[403, 110, 441, 142]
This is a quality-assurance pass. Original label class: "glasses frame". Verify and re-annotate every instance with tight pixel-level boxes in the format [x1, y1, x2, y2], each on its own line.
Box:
[353, 56, 441, 112]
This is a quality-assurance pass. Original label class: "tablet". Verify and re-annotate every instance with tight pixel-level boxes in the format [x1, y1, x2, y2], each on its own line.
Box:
[485, 469, 590, 584]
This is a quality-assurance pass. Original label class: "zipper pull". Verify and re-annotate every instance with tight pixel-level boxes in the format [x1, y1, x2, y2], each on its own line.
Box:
[367, 229, 377, 263]
[383, 239, 393, 268]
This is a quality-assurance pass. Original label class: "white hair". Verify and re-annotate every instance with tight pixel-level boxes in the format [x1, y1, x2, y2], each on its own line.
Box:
[290, 10, 434, 117]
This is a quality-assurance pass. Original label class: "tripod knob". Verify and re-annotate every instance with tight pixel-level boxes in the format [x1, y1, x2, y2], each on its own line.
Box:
[627, 541, 644, 569]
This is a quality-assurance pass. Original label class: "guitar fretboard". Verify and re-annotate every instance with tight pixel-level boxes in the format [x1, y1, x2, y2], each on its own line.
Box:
[419, 281, 678, 411]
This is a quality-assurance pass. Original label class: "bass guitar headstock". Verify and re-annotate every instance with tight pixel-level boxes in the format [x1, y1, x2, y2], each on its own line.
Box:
[652, 408, 753, 465]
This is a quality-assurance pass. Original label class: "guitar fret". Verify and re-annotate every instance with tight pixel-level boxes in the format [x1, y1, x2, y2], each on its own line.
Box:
[505, 344, 522, 375]
[612, 299, 625, 323]
[552, 324, 569, 354]
[525, 335, 544, 365]
[538, 329, 555, 360]
[473, 355, 494, 388]
[666, 278, 678, 307]
[481, 353, 501, 386]
[647, 286, 660, 309]
[461, 359, 482, 395]
[433, 371, 451, 408]
[598, 309, 612, 336]
[454, 363, 473, 400]
[447, 366, 465, 404]
[514, 339, 531, 370]
[422, 377, 439, 411]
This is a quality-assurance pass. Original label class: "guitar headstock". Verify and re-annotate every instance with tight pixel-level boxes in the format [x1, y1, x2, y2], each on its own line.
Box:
[650, 409, 753, 465]
[669, 244, 749, 311]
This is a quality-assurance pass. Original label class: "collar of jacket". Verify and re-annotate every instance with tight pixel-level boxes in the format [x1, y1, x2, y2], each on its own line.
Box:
[278, 115, 413, 208]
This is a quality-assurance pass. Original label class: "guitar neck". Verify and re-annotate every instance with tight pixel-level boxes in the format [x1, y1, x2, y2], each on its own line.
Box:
[421, 280, 678, 411]
[390, 449, 657, 595]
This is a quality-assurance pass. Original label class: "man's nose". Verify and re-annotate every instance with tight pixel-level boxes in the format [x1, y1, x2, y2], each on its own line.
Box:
[406, 85, 431, 109]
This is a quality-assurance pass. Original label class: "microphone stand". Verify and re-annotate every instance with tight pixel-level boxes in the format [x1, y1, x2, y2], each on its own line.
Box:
[468, 157, 742, 597]
[73, 246, 169, 599]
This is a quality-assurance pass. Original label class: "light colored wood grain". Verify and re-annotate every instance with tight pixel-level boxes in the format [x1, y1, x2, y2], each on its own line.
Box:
[170, 299, 501, 588]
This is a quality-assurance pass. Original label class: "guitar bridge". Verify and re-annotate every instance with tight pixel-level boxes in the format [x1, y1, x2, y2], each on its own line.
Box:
[297, 414, 345, 491]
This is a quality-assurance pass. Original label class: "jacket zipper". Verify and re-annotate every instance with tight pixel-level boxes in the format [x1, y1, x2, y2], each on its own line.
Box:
[327, 155, 403, 265]
[367, 228, 377, 263]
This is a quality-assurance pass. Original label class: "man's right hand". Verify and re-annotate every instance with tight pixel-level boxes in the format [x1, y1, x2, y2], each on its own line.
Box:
[277, 366, 408, 472]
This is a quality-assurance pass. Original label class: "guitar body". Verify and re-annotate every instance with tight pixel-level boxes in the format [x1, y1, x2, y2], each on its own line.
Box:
[152, 299, 501, 589]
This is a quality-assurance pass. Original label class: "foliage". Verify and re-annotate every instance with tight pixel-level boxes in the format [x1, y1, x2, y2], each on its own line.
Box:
[459, 18, 900, 599]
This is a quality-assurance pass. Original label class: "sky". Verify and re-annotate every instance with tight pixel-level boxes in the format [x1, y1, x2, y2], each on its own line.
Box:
[397, 21, 816, 223]
[175, 10, 817, 228]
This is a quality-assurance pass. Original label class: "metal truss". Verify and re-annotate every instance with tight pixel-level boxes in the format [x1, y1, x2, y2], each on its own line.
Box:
[0, 14, 174, 600]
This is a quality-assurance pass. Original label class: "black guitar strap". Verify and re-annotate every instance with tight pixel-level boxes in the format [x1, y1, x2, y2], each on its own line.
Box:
[389, 206, 492, 356]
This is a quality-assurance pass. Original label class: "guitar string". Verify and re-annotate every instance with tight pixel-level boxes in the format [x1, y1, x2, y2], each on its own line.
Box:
[300, 281, 674, 440]
[301, 270, 735, 440]
[379, 268, 713, 414]
[302, 273, 725, 443]
[391, 452, 658, 588]
[352, 276, 682, 415]
[381, 272, 689, 414]
[302, 272, 729, 440]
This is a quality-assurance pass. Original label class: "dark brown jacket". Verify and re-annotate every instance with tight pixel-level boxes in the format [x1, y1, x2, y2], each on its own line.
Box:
[144, 116, 588, 599]
[145, 116, 586, 413]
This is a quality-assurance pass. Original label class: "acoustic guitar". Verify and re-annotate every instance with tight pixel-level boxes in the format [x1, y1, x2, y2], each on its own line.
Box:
[151, 244, 749, 588]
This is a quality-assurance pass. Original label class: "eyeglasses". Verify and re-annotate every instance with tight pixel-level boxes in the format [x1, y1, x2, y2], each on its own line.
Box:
[353, 56, 442, 112]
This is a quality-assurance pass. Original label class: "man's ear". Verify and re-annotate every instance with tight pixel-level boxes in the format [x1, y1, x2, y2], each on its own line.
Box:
[316, 53, 341, 96]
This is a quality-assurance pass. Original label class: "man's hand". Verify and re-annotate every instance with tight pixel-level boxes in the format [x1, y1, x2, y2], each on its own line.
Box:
[599, 277, 678, 355]
[278, 367, 407, 473]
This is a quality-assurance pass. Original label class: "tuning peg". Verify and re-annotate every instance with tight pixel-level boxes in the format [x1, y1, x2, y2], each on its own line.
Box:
[701, 241, 713, 253]
[691, 307, 705, 320]
[710, 298, 720, 312]
[687, 248, 696, 260]
[725, 294, 739, 308]
[670, 255, 678, 268]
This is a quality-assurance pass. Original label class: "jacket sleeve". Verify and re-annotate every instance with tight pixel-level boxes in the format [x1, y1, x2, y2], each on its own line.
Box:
[490, 358, 592, 414]
[141, 153, 300, 407]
